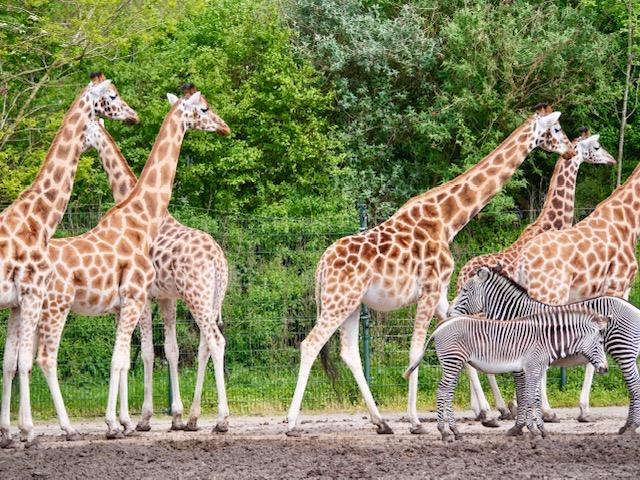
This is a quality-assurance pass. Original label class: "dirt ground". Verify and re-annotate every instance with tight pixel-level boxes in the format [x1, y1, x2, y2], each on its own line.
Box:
[1, 407, 639, 479]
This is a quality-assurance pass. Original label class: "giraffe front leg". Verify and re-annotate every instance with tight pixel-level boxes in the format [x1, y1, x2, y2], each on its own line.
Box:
[339, 310, 391, 434]
[17, 292, 45, 447]
[105, 298, 145, 439]
[201, 322, 229, 434]
[135, 303, 155, 432]
[407, 289, 440, 434]
[1, 308, 20, 448]
[577, 363, 595, 423]
[539, 370, 559, 423]
[488, 374, 513, 420]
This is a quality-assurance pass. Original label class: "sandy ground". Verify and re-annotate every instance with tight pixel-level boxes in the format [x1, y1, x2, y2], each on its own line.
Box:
[0, 407, 639, 479]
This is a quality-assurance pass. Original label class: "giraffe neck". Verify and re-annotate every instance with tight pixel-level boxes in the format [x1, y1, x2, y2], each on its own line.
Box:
[2, 89, 93, 240]
[95, 124, 138, 202]
[587, 160, 640, 234]
[404, 117, 537, 241]
[519, 155, 580, 241]
[104, 103, 185, 237]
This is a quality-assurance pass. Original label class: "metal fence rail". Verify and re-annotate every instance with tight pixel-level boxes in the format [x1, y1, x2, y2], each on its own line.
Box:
[0, 204, 632, 420]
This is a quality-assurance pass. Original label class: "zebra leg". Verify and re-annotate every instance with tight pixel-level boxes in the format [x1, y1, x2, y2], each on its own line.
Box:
[577, 364, 595, 423]
[466, 366, 498, 427]
[539, 370, 559, 423]
[437, 361, 464, 442]
[618, 359, 640, 434]
[339, 311, 392, 434]
[506, 372, 525, 437]
[488, 374, 512, 420]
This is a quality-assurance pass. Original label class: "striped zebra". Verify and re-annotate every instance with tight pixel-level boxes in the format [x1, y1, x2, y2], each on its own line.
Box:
[403, 310, 608, 441]
[451, 266, 640, 434]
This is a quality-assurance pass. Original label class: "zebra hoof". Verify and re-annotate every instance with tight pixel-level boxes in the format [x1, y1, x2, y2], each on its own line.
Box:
[453, 432, 463, 441]
[577, 415, 592, 423]
[409, 424, 429, 435]
[506, 425, 524, 437]
[105, 430, 125, 440]
[481, 418, 500, 428]
[619, 423, 639, 435]
[498, 408, 514, 421]
[24, 438, 40, 450]
[285, 428, 302, 437]
[376, 422, 393, 435]
[542, 412, 560, 423]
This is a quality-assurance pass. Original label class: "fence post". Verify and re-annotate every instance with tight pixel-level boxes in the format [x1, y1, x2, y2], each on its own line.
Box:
[357, 201, 372, 384]
[560, 367, 567, 390]
[165, 360, 173, 415]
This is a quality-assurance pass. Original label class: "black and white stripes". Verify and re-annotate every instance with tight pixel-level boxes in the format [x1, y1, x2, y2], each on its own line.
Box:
[451, 266, 640, 433]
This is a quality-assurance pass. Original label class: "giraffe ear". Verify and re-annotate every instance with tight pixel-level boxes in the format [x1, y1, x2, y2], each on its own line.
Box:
[89, 79, 112, 98]
[166, 93, 179, 105]
[587, 134, 600, 144]
[538, 111, 562, 129]
[184, 91, 202, 106]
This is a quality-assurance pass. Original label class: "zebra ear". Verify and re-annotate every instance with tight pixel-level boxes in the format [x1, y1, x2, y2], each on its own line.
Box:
[477, 267, 490, 281]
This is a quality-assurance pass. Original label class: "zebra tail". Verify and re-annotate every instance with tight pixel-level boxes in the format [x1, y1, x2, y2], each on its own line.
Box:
[402, 330, 438, 380]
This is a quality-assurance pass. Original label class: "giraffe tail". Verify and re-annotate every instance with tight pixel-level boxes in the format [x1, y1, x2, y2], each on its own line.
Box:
[316, 258, 340, 388]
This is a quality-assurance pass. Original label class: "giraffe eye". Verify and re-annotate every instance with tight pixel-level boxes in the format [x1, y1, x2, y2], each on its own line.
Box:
[201, 107, 209, 113]
[554, 127, 560, 134]
[109, 95, 117, 100]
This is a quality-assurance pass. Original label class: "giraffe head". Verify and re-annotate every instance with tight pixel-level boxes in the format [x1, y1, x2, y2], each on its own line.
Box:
[573, 131, 616, 166]
[166, 90, 230, 136]
[532, 103, 574, 157]
[88, 72, 139, 124]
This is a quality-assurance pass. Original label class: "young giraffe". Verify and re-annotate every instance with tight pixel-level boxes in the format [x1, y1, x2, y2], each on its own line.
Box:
[30, 89, 230, 439]
[0, 79, 138, 448]
[286, 104, 575, 436]
[455, 132, 615, 425]
[517, 134, 640, 427]
[37, 111, 229, 438]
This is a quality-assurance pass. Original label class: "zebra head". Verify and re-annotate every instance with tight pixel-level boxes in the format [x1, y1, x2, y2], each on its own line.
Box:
[579, 314, 609, 374]
[448, 266, 492, 317]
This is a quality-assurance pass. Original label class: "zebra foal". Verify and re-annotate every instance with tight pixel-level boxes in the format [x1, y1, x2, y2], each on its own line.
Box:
[451, 266, 640, 434]
[404, 310, 608, 441]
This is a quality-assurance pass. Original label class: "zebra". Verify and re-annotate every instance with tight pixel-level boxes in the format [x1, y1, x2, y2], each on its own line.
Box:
[450, 265, 640, 434]
[403, 310, 608, 441]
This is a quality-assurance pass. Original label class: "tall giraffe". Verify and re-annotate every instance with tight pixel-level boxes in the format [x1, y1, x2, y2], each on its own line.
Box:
[455, 131, 615, 425]
[0, 79, 138, 448]
[517, 133, 640, 429]
[22, 89, 230, 440]
[286, 105, 575, 436]
[36, 112, 229, 439]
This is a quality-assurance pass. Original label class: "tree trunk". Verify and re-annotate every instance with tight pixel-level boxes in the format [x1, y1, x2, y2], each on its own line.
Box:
[617, 1, 636, 187]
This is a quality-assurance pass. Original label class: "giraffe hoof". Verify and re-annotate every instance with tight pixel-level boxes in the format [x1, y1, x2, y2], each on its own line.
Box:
[376, 422, 393, 435]
[184, 421, 199, 432]
[285, 428, 302, 437]
[65, 431, 82, 442]
[542, 412, 560, 423]
[409, 424, 429, 435]
[136, 423, 152, 432]
[481, 418, 500, 428]
[170, 421, 186, 431]
[0, 437, 14, 449]
[498, 408, 514, 421]
[106, 430, 125, 440]
[24, 438, 40, 449]
[213, 422, 228, 434]
[577, 415, 592, 423]
[474, 411, 487, 422]
[508, 401, 518, 419]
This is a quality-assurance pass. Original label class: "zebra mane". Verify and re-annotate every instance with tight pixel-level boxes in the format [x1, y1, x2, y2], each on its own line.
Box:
[486, 266, 529, 296]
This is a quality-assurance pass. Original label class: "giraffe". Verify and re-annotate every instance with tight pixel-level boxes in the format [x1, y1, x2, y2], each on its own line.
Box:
[35, 111, 229, 439]
[24, 88, 230, 440]
[454, 131, 615, 425]
[286, 104, 575, 436]
[0, 79, 138, 448]
[517, 130, 640, 427]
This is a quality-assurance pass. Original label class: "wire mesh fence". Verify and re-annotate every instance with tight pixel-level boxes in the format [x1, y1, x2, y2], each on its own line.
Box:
[0, 203, 634, 420]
